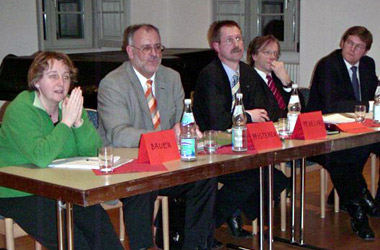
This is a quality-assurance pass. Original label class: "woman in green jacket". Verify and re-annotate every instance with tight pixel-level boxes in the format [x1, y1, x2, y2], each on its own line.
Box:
[0, 51, 123, 250]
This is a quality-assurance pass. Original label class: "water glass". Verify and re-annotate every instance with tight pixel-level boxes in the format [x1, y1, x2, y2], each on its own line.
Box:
[98, 147, 114, 173]
[354, 105, 366, 123]
[277, 118, 290, 139]
[204, 130, 218, 154]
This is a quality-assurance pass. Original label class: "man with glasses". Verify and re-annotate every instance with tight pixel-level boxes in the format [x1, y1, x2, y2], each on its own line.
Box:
[246, 35, 294, 121]
[308, 26, 380, 240]
[193, 20, 288, 247]
[98, 24, 216, 250]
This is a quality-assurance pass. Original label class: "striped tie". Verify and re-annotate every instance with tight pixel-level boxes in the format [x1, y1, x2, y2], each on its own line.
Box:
[266, 74, 286, 110]
[231, 74, 240, 110]
[145, 80, 161, 130]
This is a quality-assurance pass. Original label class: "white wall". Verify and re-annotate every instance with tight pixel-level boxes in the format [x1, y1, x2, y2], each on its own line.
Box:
[2, 0, 380, 88]
[0, 0, 39, 62]
[300, 0, 380, 88]
[130, 0, 212, 48]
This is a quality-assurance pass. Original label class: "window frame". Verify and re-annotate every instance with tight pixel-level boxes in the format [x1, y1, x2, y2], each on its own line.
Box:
[37, 0, 93, 50]
[213, 0, 299, 52]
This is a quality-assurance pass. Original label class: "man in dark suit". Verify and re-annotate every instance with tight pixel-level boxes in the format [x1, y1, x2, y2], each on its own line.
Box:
[98, 24, 216, 250]
[246, 35, 293, 122]
[308, 26, 380, 240]
[193, 20, 288, 245]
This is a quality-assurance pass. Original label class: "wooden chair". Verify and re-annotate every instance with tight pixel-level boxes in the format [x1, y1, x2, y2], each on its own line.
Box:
[85, 108, 170, 248]
[0, 217, 42, 250]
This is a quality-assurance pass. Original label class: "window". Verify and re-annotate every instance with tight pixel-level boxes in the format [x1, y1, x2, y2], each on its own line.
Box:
[38, 0, 93, 50]
[96, 0, 130, 48]
[214, 0, 299, 51]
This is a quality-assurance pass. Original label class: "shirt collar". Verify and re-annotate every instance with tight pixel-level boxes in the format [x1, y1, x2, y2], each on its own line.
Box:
[132, 66, 156, 92]
[221, 62, 239, 84]
[343, 58, 359, 72]
[254, 67, 271, 83]
[32, 91, 62, 113]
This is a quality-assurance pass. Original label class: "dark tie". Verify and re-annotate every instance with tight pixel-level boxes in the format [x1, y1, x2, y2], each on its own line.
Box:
[350, 66, 361, 101]
[266, 74, 286, 110]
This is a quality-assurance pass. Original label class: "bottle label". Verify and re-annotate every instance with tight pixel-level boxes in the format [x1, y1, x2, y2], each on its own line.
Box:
[180, 138, 196, 158]
[289, 95, 300, 105]
[233, 105, 243, 117]
[374, 105, 380, 122]
[287, 113, 299, 133]
[181, 113, 195, 126]
[232, 127, 247, 151]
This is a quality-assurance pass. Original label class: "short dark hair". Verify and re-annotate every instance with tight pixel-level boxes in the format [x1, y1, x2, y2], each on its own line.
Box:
[122, 24, 160, 49]
[28, 51, 77, 91]
[246, 35, 280, 66]
[207, 20, 242, 48]
[341, 26, 373, 50]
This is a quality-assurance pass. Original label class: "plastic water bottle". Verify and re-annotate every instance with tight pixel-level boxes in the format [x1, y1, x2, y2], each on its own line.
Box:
[232, 93, 248, 152]
[180, 99, 197, 161]
[373, 77, 380, 123]
[287, 84, 301, 134]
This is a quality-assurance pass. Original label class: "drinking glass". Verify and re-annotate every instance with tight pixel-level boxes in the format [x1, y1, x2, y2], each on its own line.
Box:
[277, 118, 290, 139]
[354, 105, 366, 123]
[98, 147, 114, 173]
[204, 130, 218, 154]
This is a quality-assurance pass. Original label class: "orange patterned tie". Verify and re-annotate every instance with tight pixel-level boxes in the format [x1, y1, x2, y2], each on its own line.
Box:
[145, 80, 161, 130]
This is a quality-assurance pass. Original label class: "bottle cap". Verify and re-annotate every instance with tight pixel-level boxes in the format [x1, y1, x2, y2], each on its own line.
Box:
[184, 99, 191, 105]
[292, 84, 298, 89]
[236, 93, 243, 98]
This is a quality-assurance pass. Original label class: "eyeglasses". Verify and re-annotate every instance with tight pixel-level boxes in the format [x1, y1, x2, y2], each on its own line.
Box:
[221, 36, 243, 45]
[260, 50, 280, 58]
[130, 44, 165, 54]
[345, 39, 366, 51]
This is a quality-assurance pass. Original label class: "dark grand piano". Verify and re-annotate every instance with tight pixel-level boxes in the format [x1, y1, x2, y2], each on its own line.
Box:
[0, 49, 216, 109]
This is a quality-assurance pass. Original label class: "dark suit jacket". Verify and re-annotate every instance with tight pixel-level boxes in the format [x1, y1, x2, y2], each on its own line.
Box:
[308, 49, 377, 114]
[193, 57, 264, 132]
[252, 69, 291, 121]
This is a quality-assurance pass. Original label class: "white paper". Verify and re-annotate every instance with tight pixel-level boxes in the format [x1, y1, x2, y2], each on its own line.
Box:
[48, 156, 127, 170]
[322, 114, 355, 124]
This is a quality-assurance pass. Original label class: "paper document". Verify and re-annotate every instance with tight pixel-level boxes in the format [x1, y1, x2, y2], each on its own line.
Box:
[322, 114, 355, 124]
[48, 156, 132, 170]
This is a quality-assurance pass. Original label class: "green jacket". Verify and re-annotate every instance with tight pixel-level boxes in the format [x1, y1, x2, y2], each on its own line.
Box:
[0, 91, 102, 197]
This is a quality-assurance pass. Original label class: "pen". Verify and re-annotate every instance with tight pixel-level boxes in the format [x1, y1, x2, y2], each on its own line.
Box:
[86, 158, 98, 162]
[225, 244, 253, 250]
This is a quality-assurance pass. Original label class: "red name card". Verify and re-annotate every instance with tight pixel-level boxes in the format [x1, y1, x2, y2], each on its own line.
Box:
[247, 122, 282, 151]
[336, 122, 374, 134]
[138, 129, 180, 164]
[291, 111, 327, 140]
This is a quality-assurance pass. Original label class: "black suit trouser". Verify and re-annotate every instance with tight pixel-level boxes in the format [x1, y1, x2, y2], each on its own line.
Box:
[311, 145, 371, 203]
[122, 178, 217, 250]
[215, 167, 288, 228]
[0, 195, 124, 250]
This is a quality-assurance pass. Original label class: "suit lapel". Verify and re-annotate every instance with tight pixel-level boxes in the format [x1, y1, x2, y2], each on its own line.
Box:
[125, 63, 153, 127]
[215, 59, 233, 110]
[336, 51, 356, 100]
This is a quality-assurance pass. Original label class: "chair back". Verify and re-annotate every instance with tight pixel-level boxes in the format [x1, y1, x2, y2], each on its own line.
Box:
[86, 108, 98, 129]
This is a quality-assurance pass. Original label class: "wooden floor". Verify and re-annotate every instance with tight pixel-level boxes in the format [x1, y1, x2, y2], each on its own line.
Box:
[2, 159, 380, 250]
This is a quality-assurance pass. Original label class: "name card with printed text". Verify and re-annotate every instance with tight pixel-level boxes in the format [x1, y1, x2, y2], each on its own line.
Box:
[291, 111, 326, 140]
[336, 122, 374, 134]
[138, 130, 180, 164]
[247, 122, 282, 151]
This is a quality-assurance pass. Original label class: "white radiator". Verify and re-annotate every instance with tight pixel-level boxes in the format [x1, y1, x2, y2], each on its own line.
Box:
[284, 63, 300, 85]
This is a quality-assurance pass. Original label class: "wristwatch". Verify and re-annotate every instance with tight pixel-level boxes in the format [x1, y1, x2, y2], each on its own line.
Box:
[285, 81, 294, 87]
